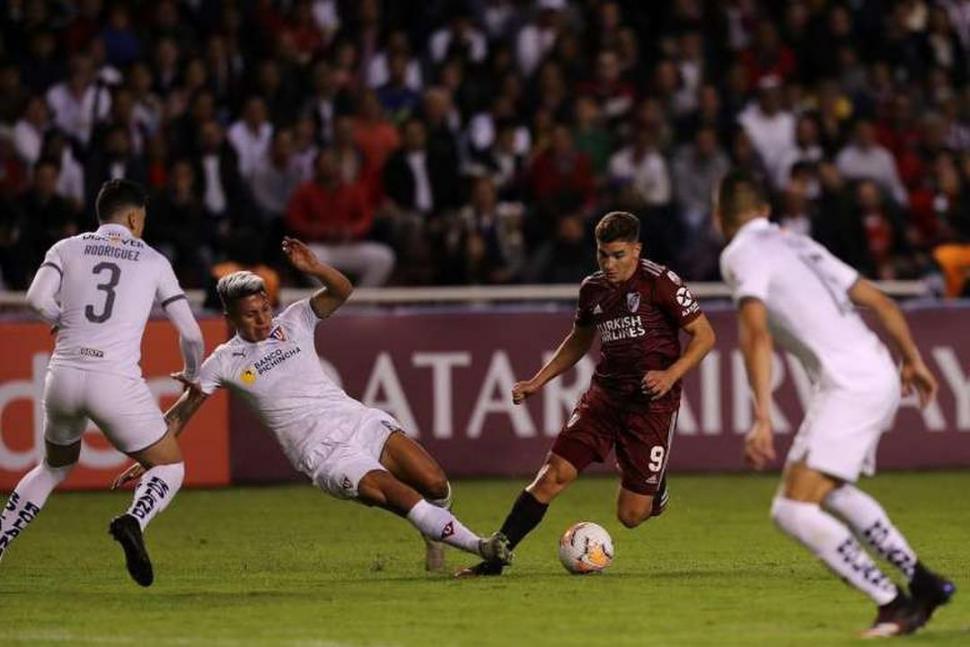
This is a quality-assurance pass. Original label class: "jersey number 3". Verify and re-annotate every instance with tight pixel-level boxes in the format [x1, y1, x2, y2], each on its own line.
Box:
[85, 262, 121, 323]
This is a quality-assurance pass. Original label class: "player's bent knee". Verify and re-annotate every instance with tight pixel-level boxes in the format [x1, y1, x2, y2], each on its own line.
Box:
[424, 475, 450, 503]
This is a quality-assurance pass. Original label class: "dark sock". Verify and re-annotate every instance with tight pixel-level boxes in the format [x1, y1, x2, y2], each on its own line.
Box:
[499, 490, 549, 549]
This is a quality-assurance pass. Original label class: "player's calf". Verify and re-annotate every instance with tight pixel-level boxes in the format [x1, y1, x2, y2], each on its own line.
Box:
[616, 485, 658, 529]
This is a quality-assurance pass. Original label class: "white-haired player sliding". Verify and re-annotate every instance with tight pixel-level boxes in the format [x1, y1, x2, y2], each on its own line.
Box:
[1, 179, 205, 587]
[113, 237, 512, 571]
[716, 169, 955, 637]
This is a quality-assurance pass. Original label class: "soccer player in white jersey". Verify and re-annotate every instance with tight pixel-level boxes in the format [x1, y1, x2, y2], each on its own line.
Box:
[1, 179, 205, 587]
[113, 237, 512, 571]
[716, 170, 956, 637]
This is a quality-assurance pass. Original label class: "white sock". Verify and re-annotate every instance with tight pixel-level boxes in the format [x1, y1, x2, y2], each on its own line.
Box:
[0, 461, 73, 560]
[406, 499, 481, 556]
[771, 496, 899, 605]
[126, 463, 184, 532]
[824, 484, 918, 580]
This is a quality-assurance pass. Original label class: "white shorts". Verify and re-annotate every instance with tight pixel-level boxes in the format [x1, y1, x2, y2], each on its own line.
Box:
[307, 409, 402, 499]
[43, 366, 167, 454]
[787, 377, 900, 482]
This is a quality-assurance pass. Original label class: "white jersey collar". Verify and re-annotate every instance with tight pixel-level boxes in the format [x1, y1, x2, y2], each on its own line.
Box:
[95, 223, 136, 238]
[734, 217, 772, 238]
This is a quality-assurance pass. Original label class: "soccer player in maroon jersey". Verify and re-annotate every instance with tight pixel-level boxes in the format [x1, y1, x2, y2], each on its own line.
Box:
[458, 211, 716, 576]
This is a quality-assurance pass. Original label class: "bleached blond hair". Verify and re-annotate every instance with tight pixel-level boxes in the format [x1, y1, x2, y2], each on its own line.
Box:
[216, 271, 266, 313]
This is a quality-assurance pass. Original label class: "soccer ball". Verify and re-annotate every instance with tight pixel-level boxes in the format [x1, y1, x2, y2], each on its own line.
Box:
[558, 521, 614, 574]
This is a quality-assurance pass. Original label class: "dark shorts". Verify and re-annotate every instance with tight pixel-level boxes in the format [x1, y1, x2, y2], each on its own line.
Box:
[550, 385, 678, 495]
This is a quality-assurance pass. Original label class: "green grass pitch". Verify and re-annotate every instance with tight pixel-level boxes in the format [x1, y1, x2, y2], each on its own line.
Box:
[1, 472, 967, 646]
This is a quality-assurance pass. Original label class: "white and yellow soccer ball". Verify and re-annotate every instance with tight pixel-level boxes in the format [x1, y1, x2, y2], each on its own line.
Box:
[558, 521, 614, 574]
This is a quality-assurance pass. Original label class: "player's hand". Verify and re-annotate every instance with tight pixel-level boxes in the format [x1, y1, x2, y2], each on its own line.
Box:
[900, 358, 938, 408]
[512, 380, 539, 405]
[743, 418, 776, 471]
[642, 370, 676, 400]
[111, 462, 145, 490]
[170, 371, 202, 395]
[282, 237, 321, 273]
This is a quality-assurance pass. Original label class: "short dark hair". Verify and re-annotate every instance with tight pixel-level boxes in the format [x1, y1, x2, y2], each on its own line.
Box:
[716, 169, 767, 226]
[95, 178, 146, 223]
[595, 211, 640, 243]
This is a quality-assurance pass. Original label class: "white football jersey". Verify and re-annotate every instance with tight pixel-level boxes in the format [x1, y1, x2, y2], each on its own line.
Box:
[42, 223, 187, 377]
[719, 218, 894, 389]
[198, 299, 370, 472]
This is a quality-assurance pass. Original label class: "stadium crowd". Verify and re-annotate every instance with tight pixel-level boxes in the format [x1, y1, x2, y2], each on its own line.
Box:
[0, 0, 968, 299]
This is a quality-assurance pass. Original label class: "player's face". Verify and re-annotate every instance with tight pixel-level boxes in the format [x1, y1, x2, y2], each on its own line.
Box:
[597, 241, 641, 284]
[229, 293, 274, 342]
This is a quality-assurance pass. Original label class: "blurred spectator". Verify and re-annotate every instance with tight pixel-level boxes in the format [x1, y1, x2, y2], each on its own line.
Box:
[931, 153, 970, 297]
[40, 130, 85, 212]
[853, 179, 910, 279]
[147, 160, 212, 288]
[837, 119, 909, 207]
[18, 158, 77, 279]
[774, 114, 825, 189]
[100, 5, 142, 69]
[84, 126, 146, 211]
[529, 122, 595, 210]
[0, 64, 29, 125]
[672, 126, 730, 233]
[609, 125, 672, 210]
[367, 30, 423, 91]
[0, 128, 27, 199]
[21, 30, 63, 94]
[525, 211, 596, 284]
[477, 118, 528, 200]
[376, 52, 421, 123]
[579, 49, 636, 124]
[572, 95, 613, 181]
[252, 128, 304, 237]
[516, 0, 565, 78]
[286, 148, 395, 287]
[227, 97, 273, 182]
[352, 90, 400, 173]
[429, 9, 488, 65]
[13, 96, 50, 169]
[441, 175, 526, 284]
[45, 53, 112, 150]
[194, 120, 246, 226]
[383, 117, 455, 218]
[739, 21, 797, 90]
[738, 76, 795, 186]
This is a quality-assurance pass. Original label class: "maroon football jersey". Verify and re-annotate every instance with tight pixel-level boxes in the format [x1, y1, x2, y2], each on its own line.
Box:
[574, 258, 702, 409]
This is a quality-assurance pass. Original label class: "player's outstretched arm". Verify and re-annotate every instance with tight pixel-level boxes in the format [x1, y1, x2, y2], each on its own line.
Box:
[643, 314, 716, 399]
[164, 297, 205, 384]
[848, 279, 938, 407]
[282, 236, 354, 319]
[737, 298, 776, 470]
[513, 324, 595, 404]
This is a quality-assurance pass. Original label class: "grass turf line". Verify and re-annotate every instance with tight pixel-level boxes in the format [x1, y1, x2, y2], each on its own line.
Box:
[1, 472, 967, 646]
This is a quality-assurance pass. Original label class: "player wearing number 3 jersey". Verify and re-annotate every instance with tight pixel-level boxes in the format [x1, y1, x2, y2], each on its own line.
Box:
[0, 179, 204, 587]
[458, 211, 716, 577]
